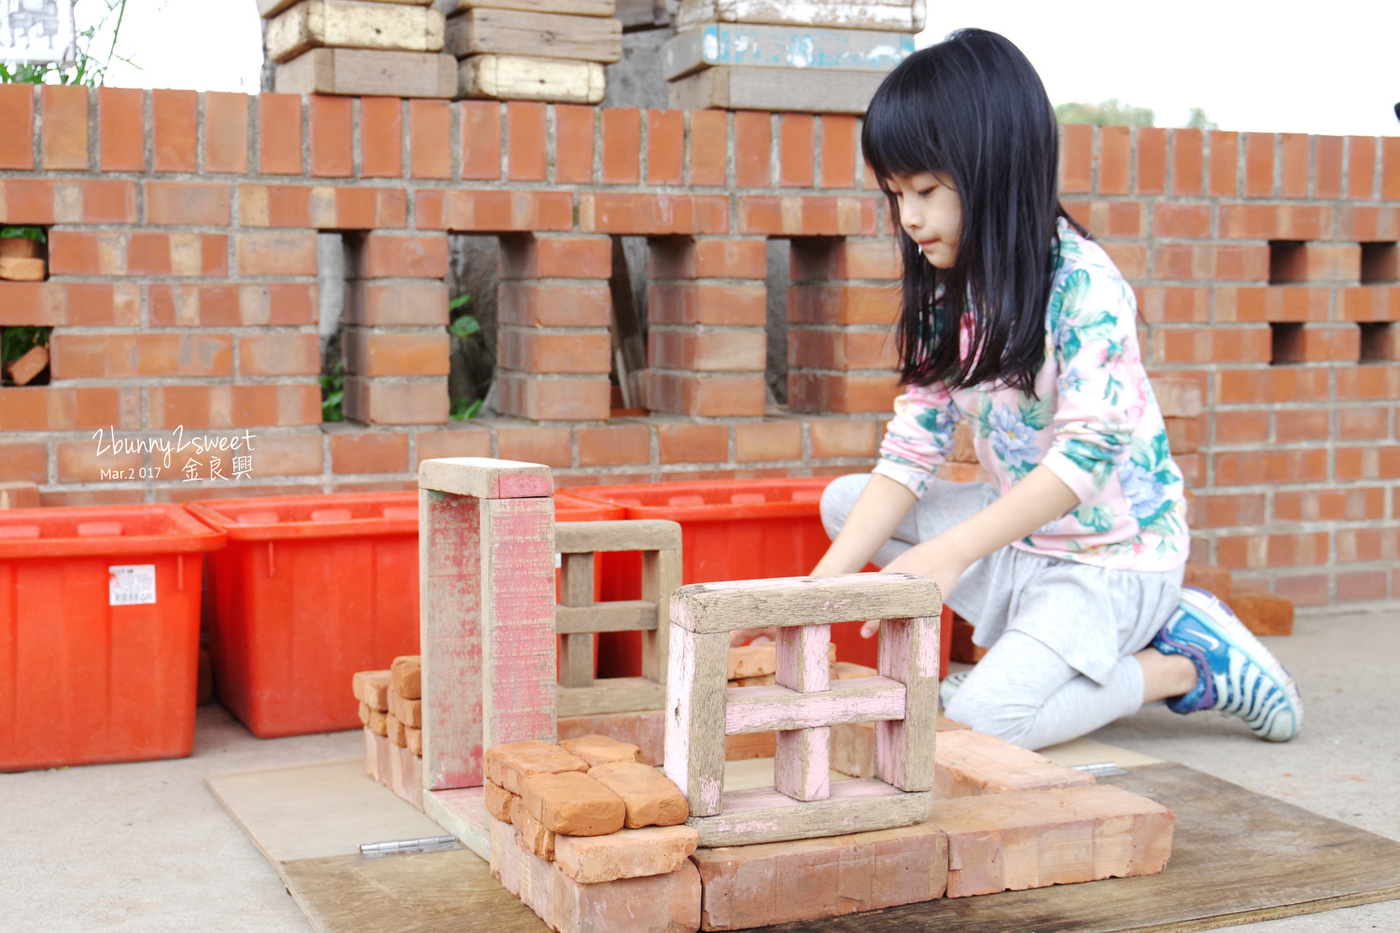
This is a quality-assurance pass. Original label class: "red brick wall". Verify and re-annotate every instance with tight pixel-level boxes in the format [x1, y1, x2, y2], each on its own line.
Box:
[1, 85, 1397, 607]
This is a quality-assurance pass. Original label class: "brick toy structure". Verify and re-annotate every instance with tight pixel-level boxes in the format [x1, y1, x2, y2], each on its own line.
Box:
[392, 457, 1173, 932]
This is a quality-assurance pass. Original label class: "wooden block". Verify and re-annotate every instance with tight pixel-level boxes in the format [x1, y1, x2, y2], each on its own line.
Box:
[1226, 591, 1295, 636]
[424, 785, 490, 860]
[555, 825, 700, 884]
[521, 770, 627, 836]
[588, 761, 689, 828]
[390, 741, 424, 809]
[261, 0, 433, 16]
[353, 670, 393, 710]
[1183, 564, 1233, 599]
[389, 691, 423, 729]
[724, 730, 775, 761]
[663, 628, 730, 817]
[687, 779, 933, 847]
[484, 780, 518, 823]
[641, 546, 681, 687]
[556, 602, 659, 634]
[434, 0, 615, 16]
[391, 655, 422, 699]
[486, 740, 589, 795]
[559, 710, 666, 766]
[445, 7, 622, 63]
[276, 47, 458, 96]
[677, 0, 926, 32]
[0, 483, 40, 510]
[668, 63, 884, 114]
[875, 614, 940, 792]
[724, 677, 906, 734]
[387, 711, 408, 747]
[559, 734, 643, 768]
[458, 54, 605, 103]
[672, 573, 941, 635]
[512, 798, 558, 859]
[406, 725, 423, 755]
[559, 551, 595, 689]
[556, 520, 682, 554]
[419, 457, 554, 499]
[267, 0, 446, 63]
[727, 643, 776, 679]
[662, 22, 911, 80]
[368, 707, 389, 736]
[557, 678, 665, 718]
[927, 783, 1175, 897]
[6, 345, 48, 386]
[691, 822, 947, 930]
[0, 257, 46, 281]
[934, 729, 1097, 798]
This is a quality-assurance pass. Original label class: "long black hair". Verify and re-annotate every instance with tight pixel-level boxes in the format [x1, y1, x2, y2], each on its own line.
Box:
[862, 29, 1087, 394]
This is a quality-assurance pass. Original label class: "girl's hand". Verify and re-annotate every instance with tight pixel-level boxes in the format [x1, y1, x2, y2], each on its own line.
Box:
[859, 542, 968, 638]
[732, 627, 776, 646]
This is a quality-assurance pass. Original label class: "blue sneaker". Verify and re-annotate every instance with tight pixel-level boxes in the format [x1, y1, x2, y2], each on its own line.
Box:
[1152, 586, 1302, 742]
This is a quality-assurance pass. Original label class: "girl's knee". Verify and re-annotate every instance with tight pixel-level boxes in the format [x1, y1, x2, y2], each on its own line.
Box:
[944, 685, 1041, 749]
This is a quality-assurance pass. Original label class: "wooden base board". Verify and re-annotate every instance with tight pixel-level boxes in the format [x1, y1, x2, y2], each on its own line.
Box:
[217, 761, 1400, 933]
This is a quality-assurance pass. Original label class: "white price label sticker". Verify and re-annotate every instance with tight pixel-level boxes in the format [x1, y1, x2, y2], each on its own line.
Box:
[109, 564, 157, 606]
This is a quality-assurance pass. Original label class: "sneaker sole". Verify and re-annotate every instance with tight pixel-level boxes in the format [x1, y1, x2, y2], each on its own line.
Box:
[1179, 586, 1302, 741]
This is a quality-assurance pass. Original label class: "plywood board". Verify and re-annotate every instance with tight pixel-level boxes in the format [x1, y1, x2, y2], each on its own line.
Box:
[662, 23, 912, 80]
[676, 0, 926, 33]
[276, 47, 458, 97]
[669, 64, 885, 114]
[458, 54, 606, 103]
[444, 7, 622, 62]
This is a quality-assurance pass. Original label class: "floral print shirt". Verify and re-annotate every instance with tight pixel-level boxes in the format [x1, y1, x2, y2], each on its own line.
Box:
[874, 219, 1189, 571]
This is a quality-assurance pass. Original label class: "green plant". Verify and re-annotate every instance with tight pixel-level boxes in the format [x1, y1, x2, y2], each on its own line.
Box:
[450, 398, 483, 421]
[0, 227, 46, 243]
[1055, 99, 1155, 127]
[2, 326, 50, 386]
[0, 0, 132, 86]
[447, 293, 480, 339]
[319, 360, 344, 423]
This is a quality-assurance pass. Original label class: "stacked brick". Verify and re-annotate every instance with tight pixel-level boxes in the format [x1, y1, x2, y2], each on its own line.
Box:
[484, 737, 702, 933]
[663, 0, 921, 112]
[261, 0, 458, 98]
[0, 232, 45, 282]
[354, 655, 425, 808]
[442, 0, 621, 104]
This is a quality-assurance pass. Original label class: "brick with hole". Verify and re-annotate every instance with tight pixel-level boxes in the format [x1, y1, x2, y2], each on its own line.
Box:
[487, 740, 591, 795]
[560, 734, 643, 769]
[1225, 591, 1294, 636]
[391, 654, 421, 699]
[587, 761, 689, 829]
[485, 780, 518, 823]
[352, 670, 392, 711]
[521, 770, 626, 836]
[388, 690, 421, 729]
[554, 825, 701, 885]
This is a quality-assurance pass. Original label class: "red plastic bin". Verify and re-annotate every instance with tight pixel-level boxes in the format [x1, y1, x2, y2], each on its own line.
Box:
[0, 505, 226, 771]
[569, 478, 952, 676]
[186, 490, 620, 738]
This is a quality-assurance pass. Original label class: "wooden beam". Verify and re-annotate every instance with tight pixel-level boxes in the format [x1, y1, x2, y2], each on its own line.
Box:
[663, 628, 729, 817]
[555, 519, 681, 553]
[558, 552, 595, 689]
[445, 7, 622, 63]
[876, 614, 940, 792]
[670, 573, 941, 634]
[724, 677, 906, 734]
[641, 546, 680, 685]
[555, 600, 659, 634]
[668, 64, 886, 114]
[260, 0, 433, 19]
[556, 678, 665, 717]
[267, 0, 447, 64]
[420, 457, 553, 499]
[457, 54, 606, 103]
[276, 48, 458, 98]
[686, 779, 933, 846]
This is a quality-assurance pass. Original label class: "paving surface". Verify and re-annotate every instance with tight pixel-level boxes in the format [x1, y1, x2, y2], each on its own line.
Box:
[2, 610, 1396, 932]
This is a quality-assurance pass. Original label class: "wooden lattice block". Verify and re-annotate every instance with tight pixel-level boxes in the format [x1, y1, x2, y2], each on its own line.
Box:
[665, 573, 941, 846]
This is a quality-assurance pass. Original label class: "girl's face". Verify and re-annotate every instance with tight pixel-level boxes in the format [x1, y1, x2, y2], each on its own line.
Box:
[887, 172, 961, 269]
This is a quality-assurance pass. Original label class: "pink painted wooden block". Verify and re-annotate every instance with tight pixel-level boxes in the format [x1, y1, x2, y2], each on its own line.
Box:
[774, 623, 831, 802]
[875, 614, 940, 793]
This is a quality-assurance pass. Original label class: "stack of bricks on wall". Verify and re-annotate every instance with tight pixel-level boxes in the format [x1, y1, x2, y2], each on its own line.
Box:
[262, 0, 459, 98]
[664, 0, 921, 112]
[1, 81, 1397, 607]
[404, 457, 1175, 933]
[355, 655, 425, 808]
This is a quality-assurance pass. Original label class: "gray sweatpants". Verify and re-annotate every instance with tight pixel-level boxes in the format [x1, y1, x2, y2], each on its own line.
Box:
[821, 473, 1184, 750]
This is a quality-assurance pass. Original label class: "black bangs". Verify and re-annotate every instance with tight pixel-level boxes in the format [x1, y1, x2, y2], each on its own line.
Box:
[863, 29, 1086, 397]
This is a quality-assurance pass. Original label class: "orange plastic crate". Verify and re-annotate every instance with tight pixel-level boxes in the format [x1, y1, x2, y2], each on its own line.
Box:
[0, 505, 226, 771]
[186, 490, 619, 738]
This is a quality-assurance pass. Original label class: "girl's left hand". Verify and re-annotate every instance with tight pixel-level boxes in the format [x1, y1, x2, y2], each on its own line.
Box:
[859, 542, 968, 638]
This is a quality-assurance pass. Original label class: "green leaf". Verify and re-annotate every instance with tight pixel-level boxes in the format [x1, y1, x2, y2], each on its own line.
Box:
[448, 315, 481, 339]
[449, 293, 473, 312]
[0, 226, 46, 243]
[450, 398, 484, 421]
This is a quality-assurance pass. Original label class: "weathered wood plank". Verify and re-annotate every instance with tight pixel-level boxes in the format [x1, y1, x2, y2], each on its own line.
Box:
[260, 0, 433, 20]
[554, 519, 681, 554]
[276, 47, 458, 97]
[558, 552, 594, 689]
[668, 64, 886, 114]
[614, 0, 668, 29]
[445, 7, 622, 63]
[662, 22, 912, 80]
[687, 779, 933, 846]
[876, 614, 939, 792]
[458, 54, 606, 103]
[671, 573, 941, 634]
[641, 546, 680, 685]
[555, 600, 659, 634]
[267, 0, 447, 64]
[422, 785, 491, 860]
[724, 677, 906, 734]
[773, 623, 832, 801]
[419, 457, 553, 499]
[663, 628, 729, 817]
[556, 677, 665, 717]
[434, 0, 615, 16]
[676, 0, 925, 33]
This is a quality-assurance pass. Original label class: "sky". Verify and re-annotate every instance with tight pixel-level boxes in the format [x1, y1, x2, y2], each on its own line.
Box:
[85, 0, 1400, 138]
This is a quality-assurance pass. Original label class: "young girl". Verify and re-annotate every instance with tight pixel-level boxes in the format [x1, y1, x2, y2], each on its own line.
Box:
[816, 28, 1302, 750]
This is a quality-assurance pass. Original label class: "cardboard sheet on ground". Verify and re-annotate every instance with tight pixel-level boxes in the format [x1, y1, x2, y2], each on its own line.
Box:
[209, 758, 1400, 933]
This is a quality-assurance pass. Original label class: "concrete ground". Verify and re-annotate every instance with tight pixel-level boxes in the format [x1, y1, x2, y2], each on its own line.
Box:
[3, 610, 1397, 933]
